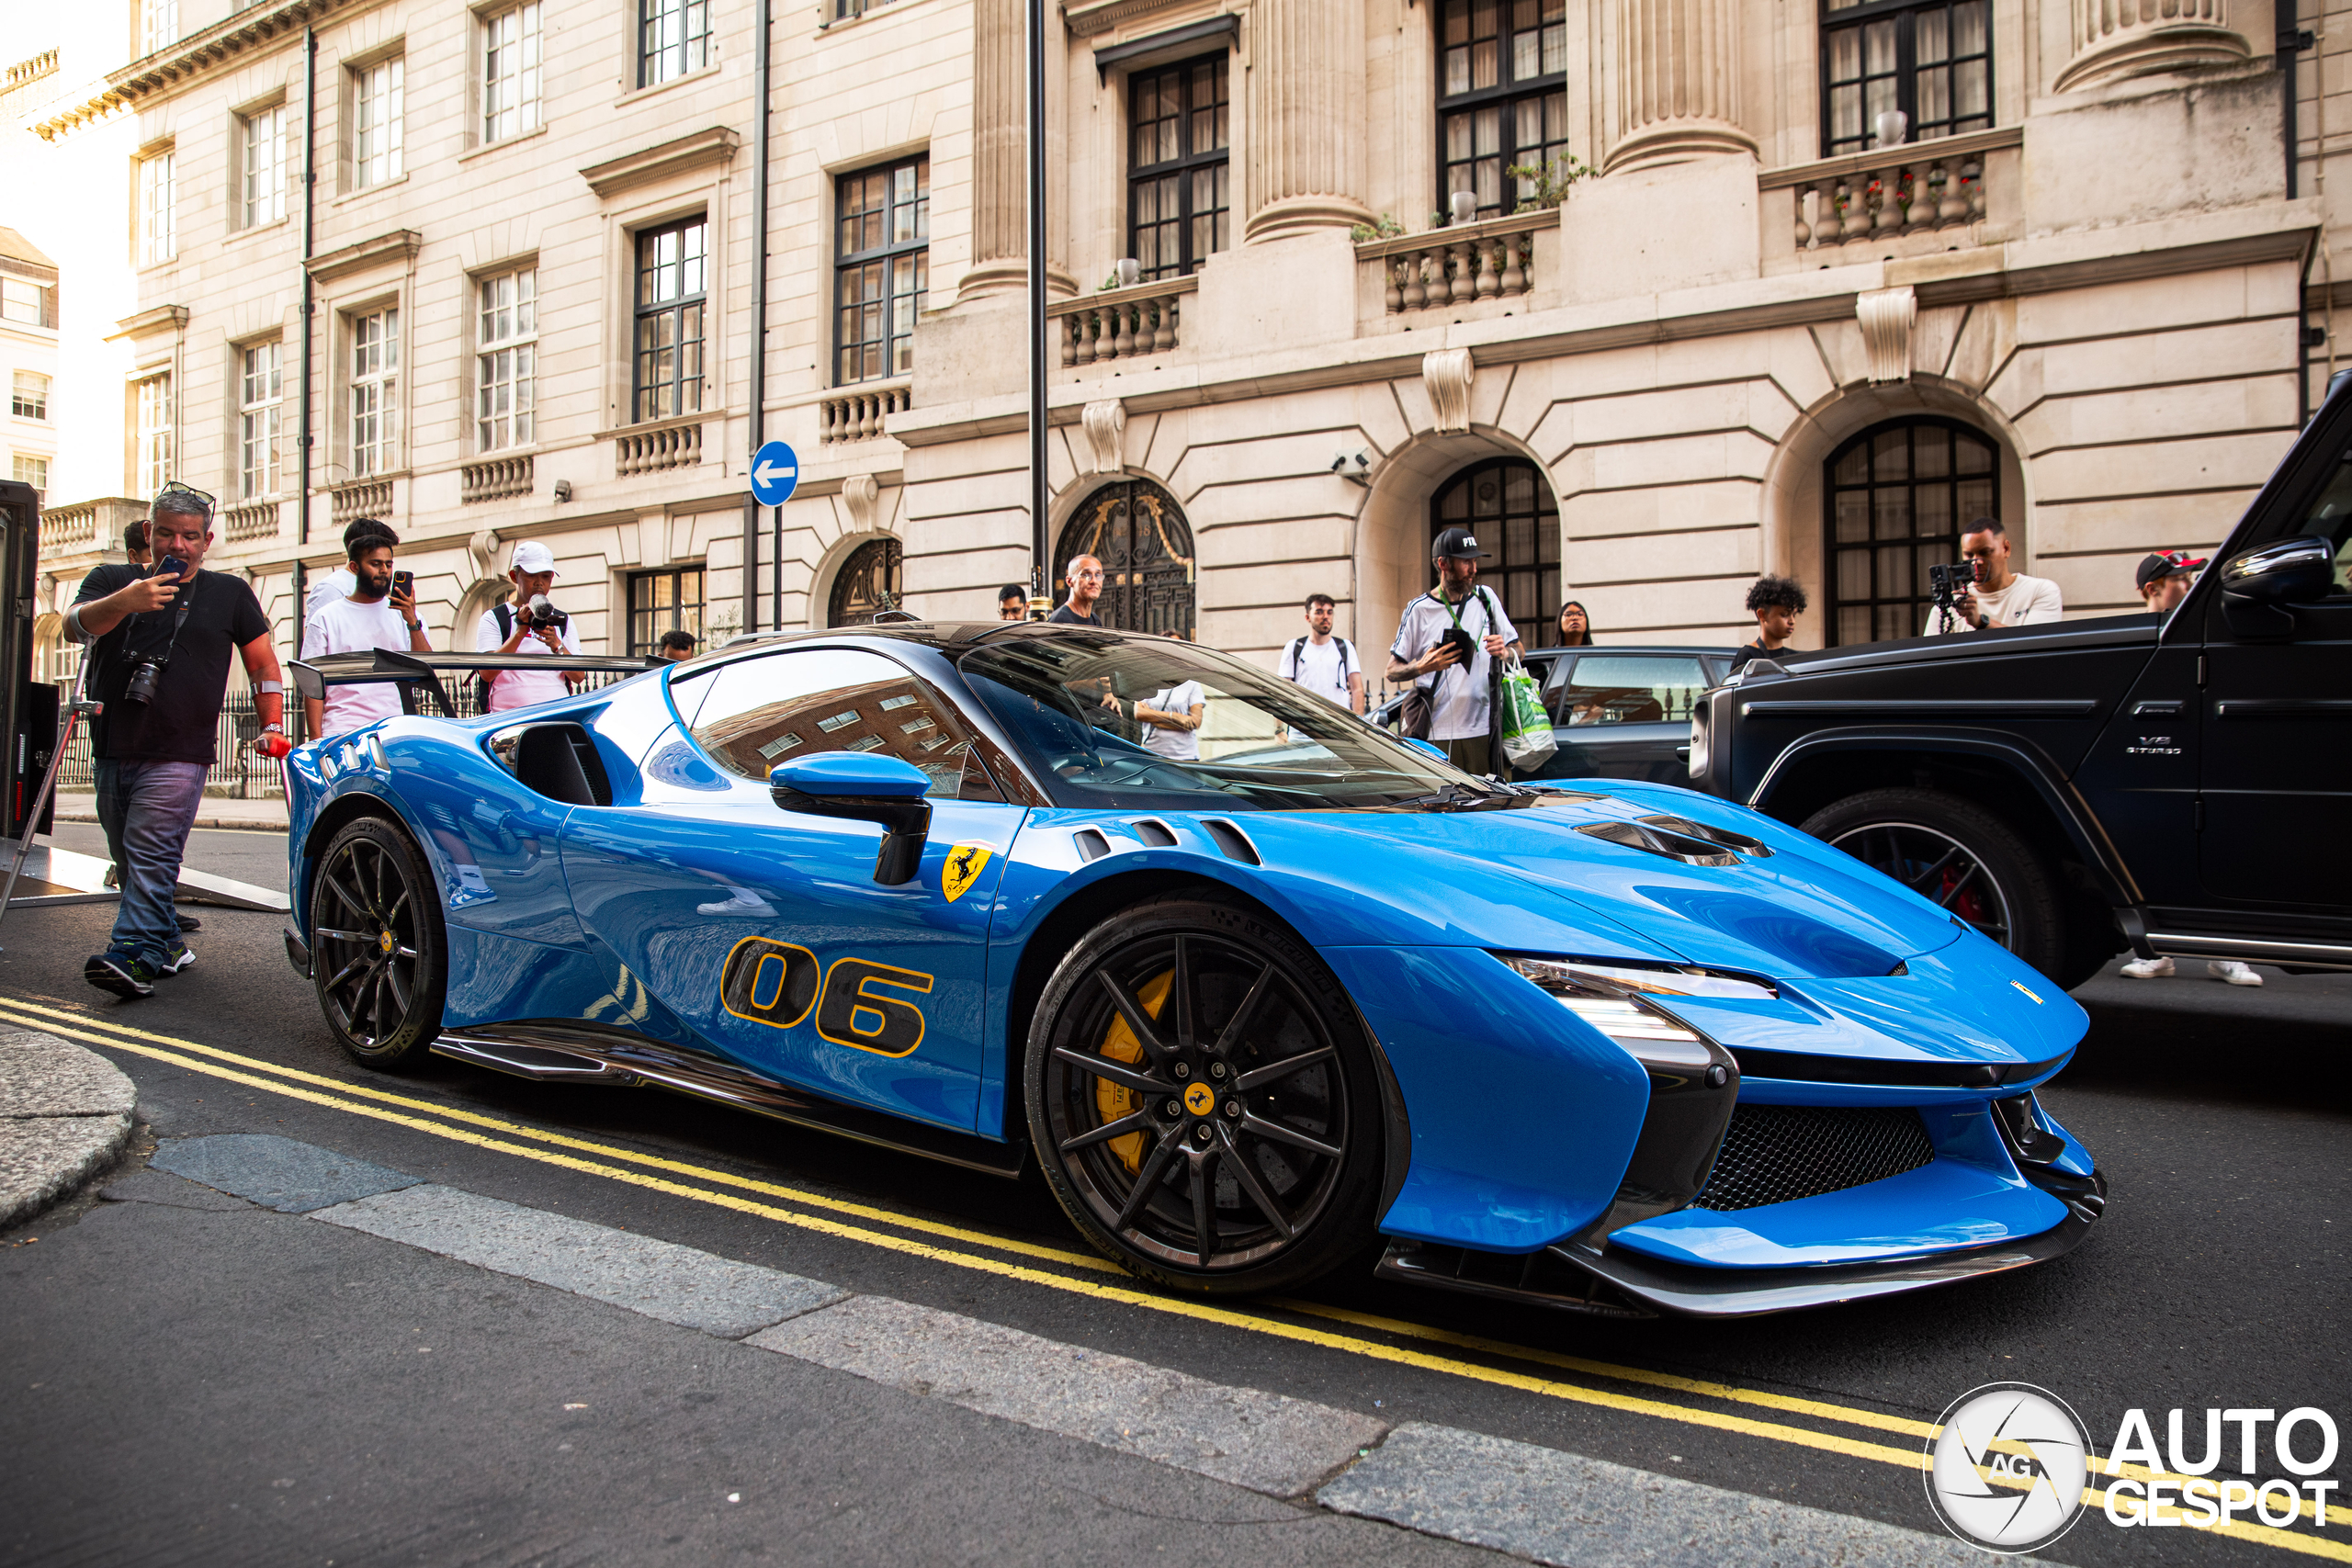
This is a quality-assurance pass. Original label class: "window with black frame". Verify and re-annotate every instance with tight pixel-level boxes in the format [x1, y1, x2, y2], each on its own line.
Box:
[1430, 458, 1561, 647]
[633, 217, 706, 422]
[835, 158, 928, 385]
[1820, 0, 1990, 157]
[1435, 0, 1568, 220]
[627, 565, 704, 656]
[1129, 54, 1229, 280]
[1825, 419, 1997, 644]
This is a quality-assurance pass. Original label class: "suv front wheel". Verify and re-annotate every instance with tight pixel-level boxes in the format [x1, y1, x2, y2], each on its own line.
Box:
[1800, 788, 2065, 980]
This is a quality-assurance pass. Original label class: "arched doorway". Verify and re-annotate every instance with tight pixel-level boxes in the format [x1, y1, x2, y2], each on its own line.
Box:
[1824, 419, 1998, 645]
[828, 536, 904, 626]
[1429, 458, 1561, 646]
[1055, 479, 1195, 636]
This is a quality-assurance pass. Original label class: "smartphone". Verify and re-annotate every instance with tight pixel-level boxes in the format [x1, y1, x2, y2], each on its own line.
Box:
[392, 570, 414, 600]
[153, 555, 187, 581]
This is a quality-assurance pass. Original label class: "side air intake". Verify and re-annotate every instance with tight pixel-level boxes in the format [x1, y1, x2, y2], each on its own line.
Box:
[1199, 818, 1261, 866]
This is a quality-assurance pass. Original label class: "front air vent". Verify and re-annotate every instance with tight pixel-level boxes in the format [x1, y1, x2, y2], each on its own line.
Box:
[1199, 818, 1261, 866]
[1690, 1105, 1934, 1211]
[1072, 828, 1112, 863]
[1577, 813, 1771, 867]
[1132, 818, 1179, 848]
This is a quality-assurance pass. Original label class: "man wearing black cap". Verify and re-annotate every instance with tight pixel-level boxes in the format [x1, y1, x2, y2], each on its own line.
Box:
[2135, 549, 2207, 615]
[1387, 526, 1521, 775]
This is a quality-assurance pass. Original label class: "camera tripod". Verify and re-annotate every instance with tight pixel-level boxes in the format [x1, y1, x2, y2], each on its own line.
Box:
[0, 659, 101, 949]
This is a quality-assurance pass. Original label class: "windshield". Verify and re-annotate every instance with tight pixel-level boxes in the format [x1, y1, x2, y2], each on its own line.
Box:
[956, 629, 1476, 811]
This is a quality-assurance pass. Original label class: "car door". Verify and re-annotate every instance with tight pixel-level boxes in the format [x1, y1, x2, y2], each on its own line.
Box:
[1543, 653, 1717, 783]
[2198, 464, 2352, 914]
[559, 645, 1024, 1132]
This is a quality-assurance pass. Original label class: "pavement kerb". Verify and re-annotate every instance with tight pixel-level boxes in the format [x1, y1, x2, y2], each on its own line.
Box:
[0, 1031, 139, 1229]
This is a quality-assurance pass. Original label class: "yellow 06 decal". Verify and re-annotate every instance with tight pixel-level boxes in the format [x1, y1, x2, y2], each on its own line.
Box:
[941, 842, 993, 903]
[719, 937, 821, 1031]
[814, 957, 935, 1057]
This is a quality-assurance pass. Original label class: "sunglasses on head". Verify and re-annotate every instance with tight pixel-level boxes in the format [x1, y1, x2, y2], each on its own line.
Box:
[153, 479, 216, 515]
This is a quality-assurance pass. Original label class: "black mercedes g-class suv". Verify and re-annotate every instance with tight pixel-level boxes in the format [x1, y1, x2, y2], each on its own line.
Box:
[1691, 380, 2352, 989]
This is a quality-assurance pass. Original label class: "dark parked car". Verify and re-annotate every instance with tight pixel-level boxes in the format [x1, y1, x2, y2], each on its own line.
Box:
[1374, 646, 1737, 784]
[1690, 378, 2352, 989]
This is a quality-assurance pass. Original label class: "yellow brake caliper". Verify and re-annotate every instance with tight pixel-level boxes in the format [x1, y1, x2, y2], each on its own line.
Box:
[1095, 969, 1172, 1174]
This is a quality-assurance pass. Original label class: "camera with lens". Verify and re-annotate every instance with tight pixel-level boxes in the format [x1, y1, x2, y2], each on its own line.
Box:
[1928, 559, 1981, 614]
[524, 593, 569, 633]
[119, 653, 170, 705]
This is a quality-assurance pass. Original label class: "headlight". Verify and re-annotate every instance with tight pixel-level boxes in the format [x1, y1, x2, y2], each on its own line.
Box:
[1501, 954, 1770, 1076]
[1687, 706, 1709, 779]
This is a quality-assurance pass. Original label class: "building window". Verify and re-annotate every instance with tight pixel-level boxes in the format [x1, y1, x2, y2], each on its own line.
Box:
[11, 371, 48, 420]
[242, 105, 286, 228]
[639, 0, 711, 87]
[349, 308, 399, 476]
[1430, 458, 1562, 646]
[477, 267, 537, 451]
[1128, 55, 1229, 281]
[142, 0, 178, 55]
[633, 219, 707, 421]
[1821, 0, 1990, 156]
[138, 151, 175, 265]
[828, 538, 904, 626]
[1, 277, 55, 328]
[482, 2, 542, 143]
[11, 455, 49, 491]
[834, 159, 927, 385]
[354, 56, 404, 188]
[1825, 418, 1997, 643]
[628, 565, 705, 654]
[1436, 0, 1568, 220]
[239, 341, 283, 499]
[135, 375, 173, 496]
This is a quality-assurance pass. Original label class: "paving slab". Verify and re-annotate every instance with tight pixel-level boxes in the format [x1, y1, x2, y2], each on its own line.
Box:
[149, 1133, 420, 1213]
[0, 1030, 137, 1229]
[0, 1032, 141, 1118]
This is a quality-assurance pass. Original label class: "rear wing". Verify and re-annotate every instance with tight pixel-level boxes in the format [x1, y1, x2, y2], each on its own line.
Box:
[288, 649, 663, 718]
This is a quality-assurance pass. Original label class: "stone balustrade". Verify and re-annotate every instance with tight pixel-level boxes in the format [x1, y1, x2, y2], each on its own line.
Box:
[1356, 211, 1549, 316]
[1050, 277, 1195, 367]
[615, 418, 702, 477]
[462, 455, 534, 502]
[820, 382, 910, 444]
[221, 499, 279, 541]
[328, 478, 393, 525]
[1761, 128, 2019, 254]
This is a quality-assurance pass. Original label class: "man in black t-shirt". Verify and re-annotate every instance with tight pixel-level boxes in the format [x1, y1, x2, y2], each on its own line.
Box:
[67, 485, 286, 997]
[1049, 555, 1105, 625]
[1730, 575, 1807, 671]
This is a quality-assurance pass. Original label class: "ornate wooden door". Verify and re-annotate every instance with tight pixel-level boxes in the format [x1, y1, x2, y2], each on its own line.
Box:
[1055, 479, 1196, 636]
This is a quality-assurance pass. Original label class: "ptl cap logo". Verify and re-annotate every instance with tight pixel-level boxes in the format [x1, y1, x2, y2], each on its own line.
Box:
[1924, 1382, 2095, 1553]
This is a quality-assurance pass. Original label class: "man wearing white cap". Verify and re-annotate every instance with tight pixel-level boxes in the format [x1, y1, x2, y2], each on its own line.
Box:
[476, 541, 583, 711]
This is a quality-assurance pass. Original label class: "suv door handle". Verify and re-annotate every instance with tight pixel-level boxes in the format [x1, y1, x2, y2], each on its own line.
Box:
[2214, 699, 2352, 717]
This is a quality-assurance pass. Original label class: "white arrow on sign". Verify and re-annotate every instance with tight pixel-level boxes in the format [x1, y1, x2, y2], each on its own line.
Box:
[754, 457, 797, 488]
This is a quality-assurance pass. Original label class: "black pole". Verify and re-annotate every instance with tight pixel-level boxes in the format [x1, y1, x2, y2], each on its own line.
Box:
[1026, 0, 1049, 611]
[745, 0, 772, 637]
[297, 26, 316, 562]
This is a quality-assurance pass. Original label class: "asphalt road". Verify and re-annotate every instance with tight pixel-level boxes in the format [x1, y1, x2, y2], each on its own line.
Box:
[4, 829, 2346, 1567]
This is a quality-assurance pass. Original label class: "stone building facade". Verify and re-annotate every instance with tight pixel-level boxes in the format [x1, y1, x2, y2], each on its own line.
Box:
[20, 0, 2346, 683]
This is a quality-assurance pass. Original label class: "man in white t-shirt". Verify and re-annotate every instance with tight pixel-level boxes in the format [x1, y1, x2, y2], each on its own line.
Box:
[1387, 526, 1521, 775]
[1278, 592, 1366, 713]
[303, 518, 391, 621]
[476, 541, 583, 711]
[1924, 518, 2063, 636]
[1136, 676, 1205, 760]
[302, 525, 432, 739]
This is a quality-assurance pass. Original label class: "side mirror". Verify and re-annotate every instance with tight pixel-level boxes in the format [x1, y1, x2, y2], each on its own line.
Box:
[769, 753, 933, 886]
[2220, 535, 2335, 637]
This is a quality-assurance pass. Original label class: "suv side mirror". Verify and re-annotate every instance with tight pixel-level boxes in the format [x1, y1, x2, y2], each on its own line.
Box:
[2220, 535, 2335, 637]
[769, 752, 932, 886]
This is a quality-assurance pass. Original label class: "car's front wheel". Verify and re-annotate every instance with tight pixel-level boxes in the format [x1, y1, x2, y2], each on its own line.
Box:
[309, 815, 447, 1070]
[1025, 896, 1384, 1296]
[1801, 788, 2065, 978]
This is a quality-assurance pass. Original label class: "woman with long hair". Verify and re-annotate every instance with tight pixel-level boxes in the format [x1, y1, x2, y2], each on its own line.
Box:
[1556, 601, 1594, 647]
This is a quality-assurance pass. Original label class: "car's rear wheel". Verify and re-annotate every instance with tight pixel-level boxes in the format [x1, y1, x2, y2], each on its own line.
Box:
[1801, 788, 2064, 978]
[1025, 896, 1383, 1296]
[310, 816, 447, 1070]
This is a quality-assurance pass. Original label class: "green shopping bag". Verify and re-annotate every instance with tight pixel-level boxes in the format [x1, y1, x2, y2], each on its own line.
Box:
[1498, 655, 1556, 773]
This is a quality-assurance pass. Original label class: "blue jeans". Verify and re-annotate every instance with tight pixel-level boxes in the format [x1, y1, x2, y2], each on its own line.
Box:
[94, 759, 207, 965]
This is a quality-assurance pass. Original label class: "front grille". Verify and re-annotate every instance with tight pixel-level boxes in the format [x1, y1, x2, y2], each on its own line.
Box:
[1690, 1105, 1935, 1211]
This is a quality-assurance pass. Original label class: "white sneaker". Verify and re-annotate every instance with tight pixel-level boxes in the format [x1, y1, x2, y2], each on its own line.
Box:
[2119, 955, 2175, 979]
[2210, 960, 2264, 987]
[448, 863, 499, 909]
[696, 886, 775, 917]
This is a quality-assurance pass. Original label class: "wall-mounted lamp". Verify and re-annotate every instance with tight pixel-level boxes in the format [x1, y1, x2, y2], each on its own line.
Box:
[552, 479, 573, 503]
[1330, 449, 1373, 485]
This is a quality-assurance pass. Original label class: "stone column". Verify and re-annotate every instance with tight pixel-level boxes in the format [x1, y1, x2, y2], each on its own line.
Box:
[1243, 0, 1375, 243]
[957, 0, 1030, 299]
[2052, 0, 2248, 93]
[1603, 0, 1757, 175]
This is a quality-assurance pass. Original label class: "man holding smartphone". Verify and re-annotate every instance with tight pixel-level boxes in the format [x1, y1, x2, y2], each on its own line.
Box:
[302, 524, 431, 739]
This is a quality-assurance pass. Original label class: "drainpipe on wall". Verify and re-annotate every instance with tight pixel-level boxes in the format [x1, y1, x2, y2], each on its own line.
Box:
[296, 23, 317, 647]
[744, 0, 771, 637]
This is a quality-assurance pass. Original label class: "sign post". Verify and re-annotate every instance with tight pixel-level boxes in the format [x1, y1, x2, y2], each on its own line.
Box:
[751, 440, 800, 633]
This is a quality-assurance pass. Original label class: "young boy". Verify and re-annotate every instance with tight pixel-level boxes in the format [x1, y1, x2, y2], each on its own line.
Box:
[1732, 575, 1806, 670]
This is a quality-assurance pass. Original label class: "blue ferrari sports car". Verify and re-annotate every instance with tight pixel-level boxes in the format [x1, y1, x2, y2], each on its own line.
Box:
[284, 623, 2105, 1316]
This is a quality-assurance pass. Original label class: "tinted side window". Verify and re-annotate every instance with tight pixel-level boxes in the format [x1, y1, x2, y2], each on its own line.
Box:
[686, 647, 989, 797]
[1553, 655, 1712, 726]
[2286, 460, 2352, 596]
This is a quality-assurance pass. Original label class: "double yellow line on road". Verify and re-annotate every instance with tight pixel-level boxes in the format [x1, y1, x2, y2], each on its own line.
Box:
[5, 994, 2342, 1562]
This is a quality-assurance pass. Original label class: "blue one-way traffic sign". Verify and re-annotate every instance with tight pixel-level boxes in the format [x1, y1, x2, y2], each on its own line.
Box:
[751, 440, 800, 506]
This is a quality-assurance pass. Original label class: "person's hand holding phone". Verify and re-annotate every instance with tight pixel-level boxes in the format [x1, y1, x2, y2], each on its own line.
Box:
[390, 573, 417, 620]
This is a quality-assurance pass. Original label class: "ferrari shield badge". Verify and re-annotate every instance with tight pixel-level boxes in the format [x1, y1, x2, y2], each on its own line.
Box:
[941, 842, 993, 903]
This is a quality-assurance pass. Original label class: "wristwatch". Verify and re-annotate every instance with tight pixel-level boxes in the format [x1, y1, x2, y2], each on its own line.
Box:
[406, 619, 424, 632]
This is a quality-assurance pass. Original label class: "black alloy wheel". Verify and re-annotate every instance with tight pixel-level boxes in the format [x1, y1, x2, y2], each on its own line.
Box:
[310, 815, 447, 1069]
[1801, 787, 2064, 978]
[1026, 897, 1384, 1295]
